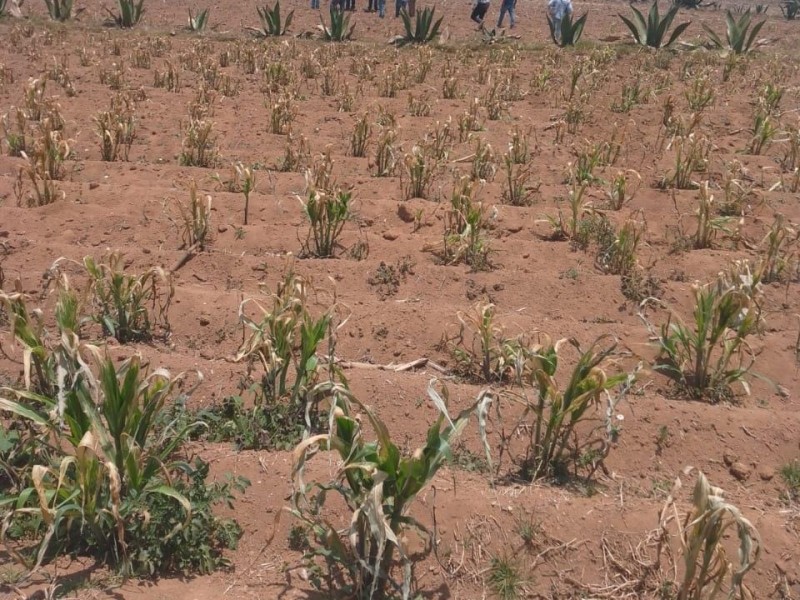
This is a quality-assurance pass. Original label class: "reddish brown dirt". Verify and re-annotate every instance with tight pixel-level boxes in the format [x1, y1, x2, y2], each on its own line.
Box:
[1, 0, 800, 598]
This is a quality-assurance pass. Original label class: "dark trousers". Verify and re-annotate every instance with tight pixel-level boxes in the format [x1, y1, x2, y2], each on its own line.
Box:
[471, 2, 489, 22]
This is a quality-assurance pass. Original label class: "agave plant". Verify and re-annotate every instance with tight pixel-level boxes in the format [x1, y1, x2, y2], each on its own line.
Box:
[619, 2, 691, 48]
[187, 7, 210, 32]
[105, 0, 145, 27]
[44, 0, 74, 21]
[782, 0, 799, 19]
[253, 1, 294, 36]
[398, 7, 443, 45]
[320, 6, 355, 41]
[547, 11, 588, 46]
[703, 10, 765, 54]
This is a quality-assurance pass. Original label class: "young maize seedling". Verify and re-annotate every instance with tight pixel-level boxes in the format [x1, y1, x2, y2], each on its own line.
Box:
[662, 134, 709, 190]
[458, 98, 483, 142]
[442, 76, 460, 100]
[306, 148, 335, 193]
[95, 105, 136, 162]
[596, 212, 646, 276]
[407, 92, 432, 117]
[2, 108, 31, 157]
[423, 118, 454, 162]
[482, 77, 506, 121]
[279, 133, 311, 172]
[502, 153, 536, 206]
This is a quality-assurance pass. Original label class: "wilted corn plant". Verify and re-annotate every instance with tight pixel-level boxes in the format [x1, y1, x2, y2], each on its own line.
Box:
[401, 144, 438, 200]
[95, 103, 136, 161]
[291, 381, 488, 600]
[268, 91, 295, 135]
[350, 113, 371, 158]
[234, 269, 339, 447]
[0, 310, 245, 577]
[471, 138, 497, 182]
[431, 176, 492, 271]
[757, 214, 797, 283]
[80, 252, 174, 343]
[179, 118, 218, 167]
[657, 471, 761, 600]
[685, 73, 714, 111]
[489, 334, 635, 482]
[747, 110, 777, 155]
[606, 170, 641, 210]
[662, 134, 710, 190]
[502, 153, 535, 206]
[692, 181, 736, 249]
[507, 126, 533, 165]
[2, 108, 31, 156]
[640, 260, 762, 401]
[300, 187, 352, 258]
[595, 212, 645, 276]
[175, 180, 212, 251]
[235, 162, 257, 225]
[279, 133, 311, 172]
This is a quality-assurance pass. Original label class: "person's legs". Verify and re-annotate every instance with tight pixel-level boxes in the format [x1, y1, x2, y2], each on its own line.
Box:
[378, 0, 385, 16]
[509, 3, 515, 27]
[497, 3, 507, 27]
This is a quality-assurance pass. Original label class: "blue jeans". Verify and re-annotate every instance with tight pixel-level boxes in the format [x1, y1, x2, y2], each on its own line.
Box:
[311, 0, 319, 8]
[395, 0, 406, 16]
[497, 0, 515, 27]
[378, 0, 386, 16]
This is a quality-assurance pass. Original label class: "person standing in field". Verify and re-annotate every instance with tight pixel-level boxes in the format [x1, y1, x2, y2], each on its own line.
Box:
[548, 0, 574, 41]
[395, 0, 407, 16]
[471, 0, 491, 27]
[497, 0, 516, 28]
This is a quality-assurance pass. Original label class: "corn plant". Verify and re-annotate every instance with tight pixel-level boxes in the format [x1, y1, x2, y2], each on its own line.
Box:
[350, 113, 370, 158]
[703, 10, 765, 55]
[179, 118, 218, 167]
[300, 188, 351, 258]
[491, 335, 635, 482]
[291, 381, 487, 600]
[0, 345, 245, 576]
[176, 180, 212, 251]
[619, 2, 691, 48]
[2, 108, 31, 157]
[95, 106, 135, 162]
[671, 473, 761, 600]
[471, 138, 497, 182]
[747, 111, 776, 155]
[398, 6, 443, 45]
[684, 74, 714, 111]
[606, 170, 641, 210]
[320, 7, 355, 42]
[502, 153, 535, 206]
[693, 181, 734, 249]
[662, 134, 709, 190]
[508, 126, 532, 164]
[234, 270, 338, 448]
[641, 261, 761, 401]
[82, 253, 173, 343]
[548, 11, 588, 47]
[401, 145, 438, 200]
[187, 7, 210, 32]
[44, 0, 74, 21]
[268, 91, 295, 135]
[435, 176, 492, 271]
[253, 1, 294, 37]
[105, 0, 145, 27]
[757, 214, 797, 283]
[232, 163, 255, 226]
[596, 213, 645, 276]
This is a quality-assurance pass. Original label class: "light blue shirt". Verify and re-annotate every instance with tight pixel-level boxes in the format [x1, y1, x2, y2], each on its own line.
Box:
[548, 0, 573, 19]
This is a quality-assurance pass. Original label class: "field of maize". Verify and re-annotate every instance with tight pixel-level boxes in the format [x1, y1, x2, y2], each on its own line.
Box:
[0, 0, 799, 598]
